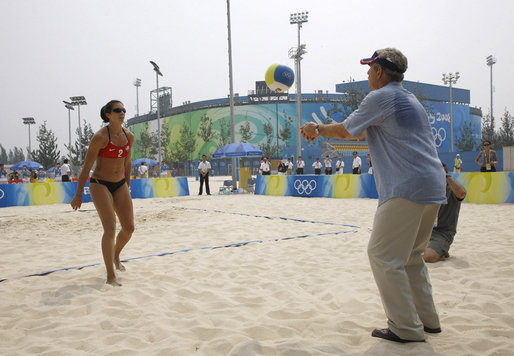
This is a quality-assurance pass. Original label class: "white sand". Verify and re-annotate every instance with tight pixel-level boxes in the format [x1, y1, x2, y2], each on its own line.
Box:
[1, 178, 514, 355]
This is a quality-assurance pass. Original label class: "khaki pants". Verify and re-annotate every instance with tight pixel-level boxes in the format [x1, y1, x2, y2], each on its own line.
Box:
[368, 198, 440, 340]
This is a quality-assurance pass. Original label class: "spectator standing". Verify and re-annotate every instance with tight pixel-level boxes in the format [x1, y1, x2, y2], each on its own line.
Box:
[61, 159, 72, 182]
[286, 158, 294, 175]
[0, 163, 7, 184]
[138, 162, 148, 178]
[160, 161, 168, 177]
[259, 157, 271, 175]
[352, 152, 362, 174]
[336, 157, 344, 175]
[198, 154, 211, 195]
[54, 163, 62, 182]
[453, 154, 463, 173]
[300, 48, 446, 343]
[312, 158, 322, 175]
[37, 168, 46, 182]
[296, 156, 305, 175]
[21, 166, 30, 183]
[475, 141, 498, 172]
[324, 155, 333, 175]
[367, 153, 373, 174]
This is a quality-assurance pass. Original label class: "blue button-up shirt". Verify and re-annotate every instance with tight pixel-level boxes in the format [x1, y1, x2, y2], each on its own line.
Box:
[343, 82, 446, 206]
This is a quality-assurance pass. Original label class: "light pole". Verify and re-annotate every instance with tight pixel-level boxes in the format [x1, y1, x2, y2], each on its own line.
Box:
[133, 78, 141, 117]
[22, 117, 36, 160]
[63, 101, 75, 161]
[226, 0, 237, 187]
[150, 61, 163, 163]
[289, 11, 308, 161]
[442, 72, 460, 153]
[486, 55, 496, 129]
[70, 96, 87, 162]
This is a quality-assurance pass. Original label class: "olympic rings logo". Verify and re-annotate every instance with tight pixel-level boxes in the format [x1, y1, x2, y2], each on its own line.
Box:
[431, 127, 446, 147]
[294, 179, 317, 195]
[0, 188, 4, 200]
[282, 72, 293, 80]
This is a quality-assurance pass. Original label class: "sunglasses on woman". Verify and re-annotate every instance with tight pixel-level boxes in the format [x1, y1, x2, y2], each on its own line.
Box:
[112, 108, 126, 113]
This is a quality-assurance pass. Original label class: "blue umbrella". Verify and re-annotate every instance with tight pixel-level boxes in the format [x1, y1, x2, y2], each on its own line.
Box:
[11, 160, 44, 171]
[132, 158, 159, 167]
[212, 143, 263, 158]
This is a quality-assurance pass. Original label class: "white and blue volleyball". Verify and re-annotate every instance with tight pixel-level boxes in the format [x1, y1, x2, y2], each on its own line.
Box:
[265, 64, 295, 93]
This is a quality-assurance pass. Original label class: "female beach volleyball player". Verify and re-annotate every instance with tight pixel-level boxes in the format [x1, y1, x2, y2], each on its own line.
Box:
[70, 100, 135, 286]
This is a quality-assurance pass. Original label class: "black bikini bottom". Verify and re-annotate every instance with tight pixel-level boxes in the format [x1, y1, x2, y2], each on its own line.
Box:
[90, 178, 126, 194]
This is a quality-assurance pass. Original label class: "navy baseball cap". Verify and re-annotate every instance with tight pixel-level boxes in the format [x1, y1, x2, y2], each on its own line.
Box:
[360, 51, 406, 73]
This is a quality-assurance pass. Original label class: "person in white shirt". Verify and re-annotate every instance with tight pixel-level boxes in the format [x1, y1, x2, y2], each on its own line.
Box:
[61, 159, 72, 182]
[323, 155, 333, 175]
[367, 153, 373, 174]
[259, 157, 271, 175]
[286, 158, 294, 175]
[198, 154, 211, 195]
[352, 152, 362, 174]
[138, 162, 148, 178]
[312, 158, 322, 175]
[336, 157, 344, 175]
[296, 156, 305, 175]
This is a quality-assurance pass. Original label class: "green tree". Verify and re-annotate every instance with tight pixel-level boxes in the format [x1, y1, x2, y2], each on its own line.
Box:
[197, 113, 216, 143]
[239, 120, 253, 143]
[0, 144, 7, 163]
[217, 118, 231, 147]
[171, 123, 196, 162]
[455, 121, 477, 152]
[481, 112, 498, 148]
[137, 122, 158, 159]
[31, 121, 61, 168]
[160, 120, 173, 164]
[8, 147, 25, 163]
[279, 120, 292, 147]
[259, 121, 278, 158]
[498, 109, 514, 148]
[67, 122, 94, 168]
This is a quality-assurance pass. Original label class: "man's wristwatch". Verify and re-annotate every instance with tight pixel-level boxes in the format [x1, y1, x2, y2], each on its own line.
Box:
[315, 125, 320, 135]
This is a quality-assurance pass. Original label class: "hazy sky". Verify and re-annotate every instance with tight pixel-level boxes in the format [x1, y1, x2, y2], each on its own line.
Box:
[1, 0, 512, 155]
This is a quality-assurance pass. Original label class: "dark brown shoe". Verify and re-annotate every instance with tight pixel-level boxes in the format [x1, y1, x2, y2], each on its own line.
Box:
[371, 328, 425, 343]
[424, 326, 442, 333]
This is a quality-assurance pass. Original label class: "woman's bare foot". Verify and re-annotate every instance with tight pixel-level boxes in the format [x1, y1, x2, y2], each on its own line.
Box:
[114, 258, 126, 272]
[106, 277, 122, 287]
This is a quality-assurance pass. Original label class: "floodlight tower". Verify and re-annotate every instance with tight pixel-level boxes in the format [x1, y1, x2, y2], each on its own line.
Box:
[150, 61, 163, 163]
[63, 101, 75, 160]
[134, 78, 142, 117]
[289, 11, 308, 160]
[22, 117, 36, 160]
[486, 55, 496, 129]
[442, 72, 460, 152]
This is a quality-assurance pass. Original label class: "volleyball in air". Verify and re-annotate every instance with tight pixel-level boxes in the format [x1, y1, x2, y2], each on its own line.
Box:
[265, 64, 295, 93]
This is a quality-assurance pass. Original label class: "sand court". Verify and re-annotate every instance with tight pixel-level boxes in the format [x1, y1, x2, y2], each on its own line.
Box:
[1, 193, 514, 355]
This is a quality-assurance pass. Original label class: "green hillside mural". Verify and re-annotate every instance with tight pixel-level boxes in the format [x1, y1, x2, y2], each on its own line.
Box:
[128, 103, 315, 161]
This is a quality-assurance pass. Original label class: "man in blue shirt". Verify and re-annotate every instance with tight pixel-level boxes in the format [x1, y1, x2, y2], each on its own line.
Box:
[301, 48, 446, 343]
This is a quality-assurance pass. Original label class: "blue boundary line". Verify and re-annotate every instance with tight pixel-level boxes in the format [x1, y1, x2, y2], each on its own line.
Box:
[172, 206, 360, 228]
[0, 230, 357, 283]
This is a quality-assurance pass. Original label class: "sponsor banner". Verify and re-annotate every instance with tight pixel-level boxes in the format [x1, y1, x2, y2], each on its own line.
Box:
[256, 173, 514, 204]
[0, 177, 189, 208]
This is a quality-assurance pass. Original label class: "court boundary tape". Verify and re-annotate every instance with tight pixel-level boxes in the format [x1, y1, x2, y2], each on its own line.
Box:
[0, 229, 357, 283]
[170, 205, 360, 228]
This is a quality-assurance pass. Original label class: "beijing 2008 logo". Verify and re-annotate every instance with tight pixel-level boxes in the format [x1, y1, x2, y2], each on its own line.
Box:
[0, 188, 4, 200]
[294, 179, 317, 195]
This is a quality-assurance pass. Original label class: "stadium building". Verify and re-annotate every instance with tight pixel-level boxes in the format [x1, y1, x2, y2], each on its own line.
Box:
[126, 80, 482, 175]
